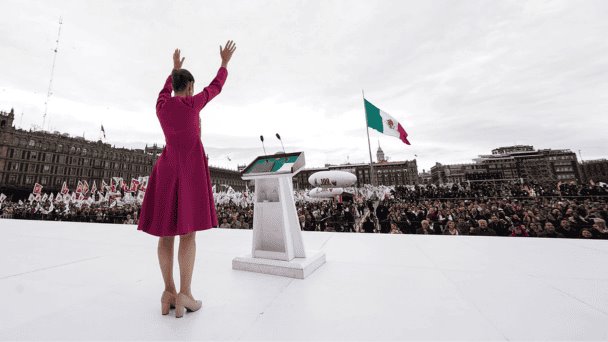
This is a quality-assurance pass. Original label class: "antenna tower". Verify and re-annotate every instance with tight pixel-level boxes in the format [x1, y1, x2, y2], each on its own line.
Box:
[42, 16, 63, 132]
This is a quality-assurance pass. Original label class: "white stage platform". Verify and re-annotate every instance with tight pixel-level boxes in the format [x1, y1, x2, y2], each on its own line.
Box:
[0, 219, 607, 341]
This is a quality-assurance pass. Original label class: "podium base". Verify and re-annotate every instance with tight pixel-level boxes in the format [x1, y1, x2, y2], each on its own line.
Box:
[232, 249, 326, 279]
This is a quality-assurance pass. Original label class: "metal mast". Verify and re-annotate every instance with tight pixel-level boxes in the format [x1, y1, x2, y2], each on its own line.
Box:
[42, 16, 63, 132]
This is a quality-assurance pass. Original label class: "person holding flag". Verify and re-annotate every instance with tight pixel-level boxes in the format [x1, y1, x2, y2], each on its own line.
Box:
[137, 41, 236, 318]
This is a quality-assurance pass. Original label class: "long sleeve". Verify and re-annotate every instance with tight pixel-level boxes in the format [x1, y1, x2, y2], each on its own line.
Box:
[156, 74, 173, 112]
[193, 67, 228, 112]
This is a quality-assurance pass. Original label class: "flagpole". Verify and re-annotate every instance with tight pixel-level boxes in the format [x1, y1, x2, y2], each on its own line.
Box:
[362, 90, 375, 186]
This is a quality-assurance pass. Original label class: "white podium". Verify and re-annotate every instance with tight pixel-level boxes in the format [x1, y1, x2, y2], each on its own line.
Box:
[232, 152, 326, 279]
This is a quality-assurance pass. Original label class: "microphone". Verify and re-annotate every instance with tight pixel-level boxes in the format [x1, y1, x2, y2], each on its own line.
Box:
[276, 133, 286, 155]
[260, 135, 267, 156]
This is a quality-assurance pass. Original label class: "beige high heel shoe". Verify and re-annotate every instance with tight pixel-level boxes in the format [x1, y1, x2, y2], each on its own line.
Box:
[175, 292, 202, 318]
[161, 291, 177, 315]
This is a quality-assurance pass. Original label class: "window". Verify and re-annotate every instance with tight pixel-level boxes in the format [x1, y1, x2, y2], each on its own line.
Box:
[28, 139, 35, 146]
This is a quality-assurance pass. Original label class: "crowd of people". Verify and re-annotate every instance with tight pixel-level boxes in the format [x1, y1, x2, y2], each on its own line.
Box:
[392, 180, 608, 200]
[297, 196, 607, 239]
[0, 200, 139, 224]
[1, 182, 607, 239]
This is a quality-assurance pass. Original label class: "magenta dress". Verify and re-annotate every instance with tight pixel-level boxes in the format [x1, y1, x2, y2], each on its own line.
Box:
[137, 67, 228, 237]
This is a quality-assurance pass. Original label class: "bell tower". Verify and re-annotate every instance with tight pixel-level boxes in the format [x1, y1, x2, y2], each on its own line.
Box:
[376, 141, 386, 162]
[0, 108, 15, 130]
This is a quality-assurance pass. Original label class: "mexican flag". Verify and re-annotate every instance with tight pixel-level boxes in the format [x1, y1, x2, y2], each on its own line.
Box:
[364, 98, 410, 145]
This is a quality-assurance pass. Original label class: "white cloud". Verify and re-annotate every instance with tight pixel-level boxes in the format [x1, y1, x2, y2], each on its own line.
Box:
[0, 0, 606, 173]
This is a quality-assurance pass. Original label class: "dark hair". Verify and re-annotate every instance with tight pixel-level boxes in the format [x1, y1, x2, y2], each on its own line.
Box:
[172, 69, 194, 92]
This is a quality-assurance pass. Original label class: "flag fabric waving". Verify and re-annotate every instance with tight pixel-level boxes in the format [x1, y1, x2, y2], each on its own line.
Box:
[61, 181, 69, 195]
[129, 178, 140, 193]
[91, 180, 97, 195]
[33, 182, 43, 195]
[75, 181, 83, 194]
[364, 98, 410, 145]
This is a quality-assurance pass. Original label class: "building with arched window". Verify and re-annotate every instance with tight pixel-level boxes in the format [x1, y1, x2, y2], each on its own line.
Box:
[0, 109, 246, 199]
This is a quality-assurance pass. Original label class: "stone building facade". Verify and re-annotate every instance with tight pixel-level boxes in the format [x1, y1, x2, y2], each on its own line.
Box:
[293, 145, 418, 189]
[580, 159, 608, 184]
[293, 159, 419, 189]
[430, 145, 581, 185]
[0, 109, 246, 199]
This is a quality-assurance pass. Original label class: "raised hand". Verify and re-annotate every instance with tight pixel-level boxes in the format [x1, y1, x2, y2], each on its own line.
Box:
[220, 40, 236, 68]
[173, 48, 185, 71]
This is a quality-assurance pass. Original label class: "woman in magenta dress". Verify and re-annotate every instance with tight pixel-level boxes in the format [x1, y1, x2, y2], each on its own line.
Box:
[137, 41, 236, 318]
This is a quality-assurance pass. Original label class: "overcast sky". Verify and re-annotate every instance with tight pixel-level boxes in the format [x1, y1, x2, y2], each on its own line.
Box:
[0, 0, 606, 172]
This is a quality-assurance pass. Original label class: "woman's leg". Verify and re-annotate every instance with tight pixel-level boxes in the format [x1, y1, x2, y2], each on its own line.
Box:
[178, 231, 196, 298]
[158, 236, 177, 293]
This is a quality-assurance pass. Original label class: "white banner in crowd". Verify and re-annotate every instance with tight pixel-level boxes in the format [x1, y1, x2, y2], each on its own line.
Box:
[3, 180, 410, 215]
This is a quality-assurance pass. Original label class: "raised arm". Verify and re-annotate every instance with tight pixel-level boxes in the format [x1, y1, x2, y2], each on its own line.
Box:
[156, 49, 185, 112]
[156, 74, 173, 112]
[193, 40, 236, 112]
[192, 67, 228, 111]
